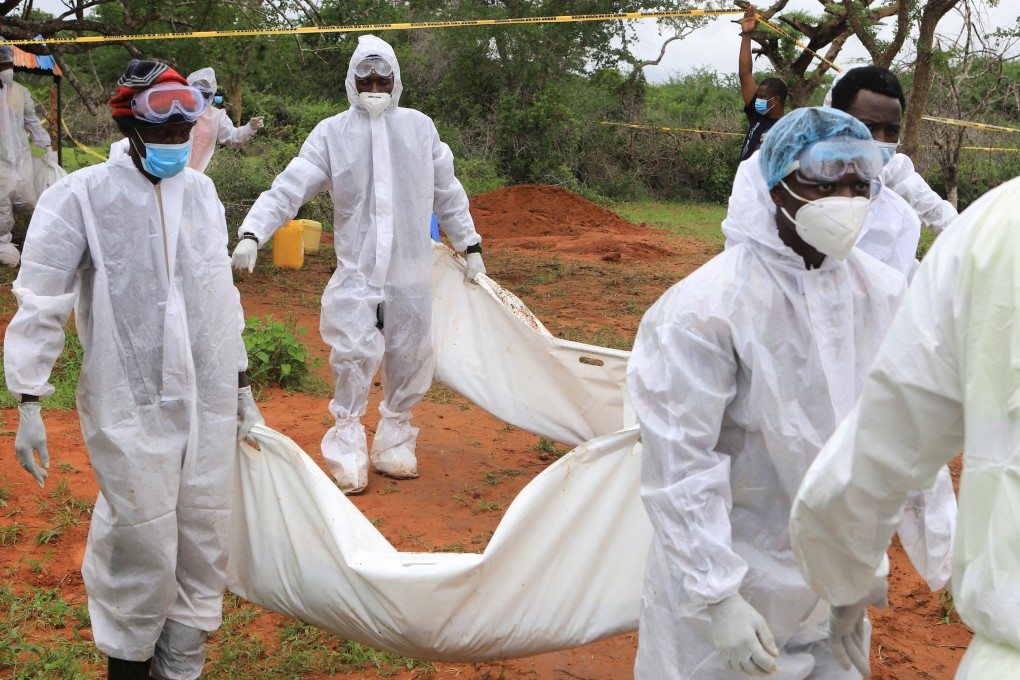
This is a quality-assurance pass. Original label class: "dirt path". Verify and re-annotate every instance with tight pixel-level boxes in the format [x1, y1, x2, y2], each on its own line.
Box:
[0, 186, 970, 679]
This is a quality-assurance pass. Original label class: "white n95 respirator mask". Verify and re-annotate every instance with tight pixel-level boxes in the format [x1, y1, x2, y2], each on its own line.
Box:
[0, 70, 13, 86]
[779, 181, 871, 261]
[359, 92, 390, 117]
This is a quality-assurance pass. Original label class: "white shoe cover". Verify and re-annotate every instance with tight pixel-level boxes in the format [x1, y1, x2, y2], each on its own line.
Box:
[150, 619, 208, 680]
[0, 242, 19, 268]
[370, 415, 419, 479]
[321, 420, 369, 494]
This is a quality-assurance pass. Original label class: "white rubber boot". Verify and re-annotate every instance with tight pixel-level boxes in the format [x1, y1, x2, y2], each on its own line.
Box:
[0, 242, 20, 268]
[370, 412, 419, 480]
[321, 418, 369, 494]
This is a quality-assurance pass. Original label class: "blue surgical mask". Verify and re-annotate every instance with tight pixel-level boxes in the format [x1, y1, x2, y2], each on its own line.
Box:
[140, 140, 192, 178]
[876, 141, 898, 166]
[754, 97, 772, 115]
[213, 95, 223, 105]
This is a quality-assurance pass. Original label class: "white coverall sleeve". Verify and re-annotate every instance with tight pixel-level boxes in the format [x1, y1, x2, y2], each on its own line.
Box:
[21, 90, 52, 150]
[3, 198, 85, 397]
[215, 110, 258, 148]
[430, 121, 480, 251]
[790, 224, 966, 607]
[629, 308, 748, 606]
[884, 154, 957, 234]
[895, 467, 955, 592]
[203, 178, 249, 372]
[237, 123, 332, 244]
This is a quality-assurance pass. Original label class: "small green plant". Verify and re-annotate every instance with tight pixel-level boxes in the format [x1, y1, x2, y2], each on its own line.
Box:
[56, 463, 78, 473]
[535, 437, 569, 460]
[243, 315, 313, 394]
[938, 590, 956, 625]
[0, 521, 26, 547]
[477, 500, 504, 513]
[34, 527, 63, 546]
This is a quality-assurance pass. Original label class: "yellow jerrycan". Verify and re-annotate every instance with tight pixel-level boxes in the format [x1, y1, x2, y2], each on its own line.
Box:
[272, 220, 305, 270]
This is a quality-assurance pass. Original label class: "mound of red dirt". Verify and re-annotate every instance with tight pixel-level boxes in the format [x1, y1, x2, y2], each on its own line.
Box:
[470, 184, 679, 262]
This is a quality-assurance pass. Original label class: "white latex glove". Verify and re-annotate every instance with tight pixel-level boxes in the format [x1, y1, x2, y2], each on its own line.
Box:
[707, 594, 780, 675]
[249, 116, 265, 130]
[15, 401, 49, 488]
[44, 148, 58, 165]
[465, 251, 486, 283]
[829, 582, 887, 678]
[237, 386, 265, 443]
[231, 238, 258, 272]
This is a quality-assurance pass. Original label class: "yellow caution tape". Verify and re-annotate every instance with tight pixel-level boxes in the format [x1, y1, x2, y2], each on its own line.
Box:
[754, 15, 842, 73]
[600, 121, 742, 137]
[961, 146, 1020, 152]
[1, 10, 741, 45]
[61, 118, 108, 161]
[922, 116, 1020, 134]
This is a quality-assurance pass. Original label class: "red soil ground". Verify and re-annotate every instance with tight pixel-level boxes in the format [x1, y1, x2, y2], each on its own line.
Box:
[0, 184, 970, 679]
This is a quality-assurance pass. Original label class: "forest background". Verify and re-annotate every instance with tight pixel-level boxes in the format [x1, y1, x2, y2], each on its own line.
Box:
[2, 0, 1020, 235]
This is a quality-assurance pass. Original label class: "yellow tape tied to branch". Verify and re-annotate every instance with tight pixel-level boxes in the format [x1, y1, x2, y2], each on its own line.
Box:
[0, 10, 741, 45]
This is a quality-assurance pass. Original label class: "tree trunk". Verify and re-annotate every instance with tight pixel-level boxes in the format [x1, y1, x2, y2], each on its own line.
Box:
[901, 0, 961, 159]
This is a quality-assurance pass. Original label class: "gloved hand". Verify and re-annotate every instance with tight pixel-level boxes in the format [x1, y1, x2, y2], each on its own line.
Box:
[249, 116, 265, 130]
[231, 238, 258, 272]
[829, 581, 887, 677]
[44, 148, 58, 165]
[15, 401, 49, 488]
[707, 594, 780, 675]
[465, 252, 486, 283]
[236, 386, 265, 443]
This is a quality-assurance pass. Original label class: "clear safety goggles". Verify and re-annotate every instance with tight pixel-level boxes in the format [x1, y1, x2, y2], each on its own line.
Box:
[354, 56, 393, 79]
[130, 83, 208, 124]
[786, 137, 884, 184]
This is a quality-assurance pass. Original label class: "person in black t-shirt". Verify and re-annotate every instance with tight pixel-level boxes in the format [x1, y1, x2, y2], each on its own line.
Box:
[738, 4, 787, 161]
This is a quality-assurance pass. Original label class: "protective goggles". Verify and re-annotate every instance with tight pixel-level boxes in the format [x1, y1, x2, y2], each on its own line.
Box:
[354, 56, 393, 79]
[785, 137, 884, 184]
[130, 84, 208, 124]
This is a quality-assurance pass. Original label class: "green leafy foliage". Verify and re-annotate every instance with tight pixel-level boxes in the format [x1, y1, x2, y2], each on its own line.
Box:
[243, 316, 313, 395]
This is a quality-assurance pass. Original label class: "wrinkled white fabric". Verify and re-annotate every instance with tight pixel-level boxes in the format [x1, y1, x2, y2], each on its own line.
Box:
[791, 176, 1020, 678]
[430, 243, 631, 446]
[882, 153, 958, 234]
[31, 151, 67, 200]
[187, 106, 257, 173]
[628, 183, 954, 678]
[228, 424, 648, 662]
[0, 79, 50, 242]
[150, 619, 208, 680]
[370, 407, 419, 479]
[723, 151, 921, 278]
[239, 35, 480, 454]
[3, 150, 246, 661]
[321, 416, 369, 494]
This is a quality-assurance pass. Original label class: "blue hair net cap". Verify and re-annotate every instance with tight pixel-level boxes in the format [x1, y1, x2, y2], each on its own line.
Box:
[758, 107, 873, 188]
[0, 42, 14, 62]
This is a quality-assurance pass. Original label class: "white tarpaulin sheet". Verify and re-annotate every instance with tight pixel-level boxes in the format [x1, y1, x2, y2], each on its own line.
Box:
[430, 243, 632, 447]
[226, 245, 651, 661]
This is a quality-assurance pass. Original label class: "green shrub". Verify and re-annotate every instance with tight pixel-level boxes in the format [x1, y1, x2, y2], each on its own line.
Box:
[243, 316, 314, 395]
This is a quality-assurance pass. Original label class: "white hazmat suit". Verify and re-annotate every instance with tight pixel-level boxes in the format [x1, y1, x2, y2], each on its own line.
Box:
[0, 69, 51, 265]
[791, 175, 1020, 679]
[185, 67, 261, 173]
[629, 112, 955, 679]
[3, 144, 247, 669]
[724, 151, 922, 278]
[236, 35, 481, 493]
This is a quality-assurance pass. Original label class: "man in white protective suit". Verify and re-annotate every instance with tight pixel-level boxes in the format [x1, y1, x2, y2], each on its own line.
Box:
[826, 65, 958, 236]
[790, 176, 1020, 679]
[627, 107, 956, 679]
[185, 67, 264, 173]
[230, 35, 485, 495]
[0, 42, 55, 267]
[5, 60, 263, 680]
